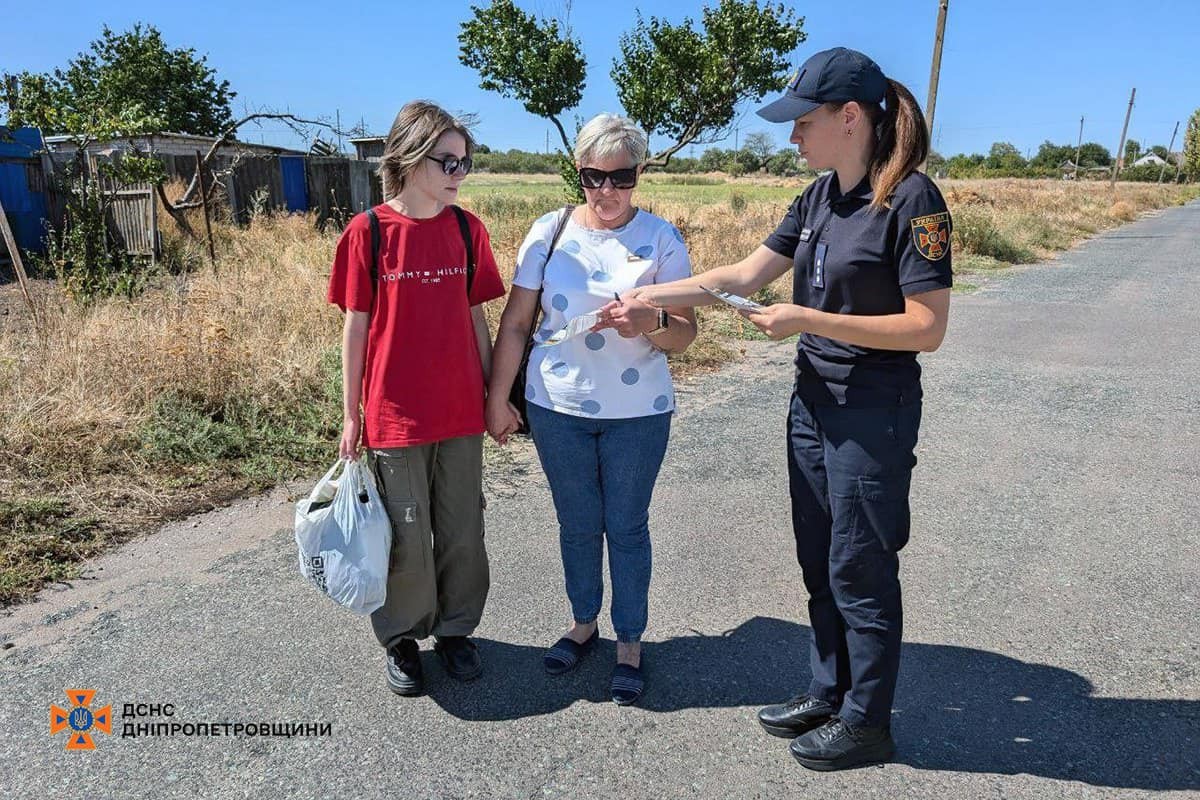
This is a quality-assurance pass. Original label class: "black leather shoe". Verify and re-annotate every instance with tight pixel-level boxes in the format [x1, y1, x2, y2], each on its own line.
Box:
[757, 694, 837, 738]
[385, 639, 423, 697]
[435, 636, 483, 681]
[790, 718, 896, 771]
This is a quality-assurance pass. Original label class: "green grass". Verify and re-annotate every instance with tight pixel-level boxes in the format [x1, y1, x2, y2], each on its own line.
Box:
[460, 175, 805, 207]
[0, 496, 102, 605]
[1, 349, 344, 605]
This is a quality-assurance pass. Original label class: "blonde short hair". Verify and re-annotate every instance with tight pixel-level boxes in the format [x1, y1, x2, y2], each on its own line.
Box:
[378, 100, 475, 199]
[573, 113, 648, 167]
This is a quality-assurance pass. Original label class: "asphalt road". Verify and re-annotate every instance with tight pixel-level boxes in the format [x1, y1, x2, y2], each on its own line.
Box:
[2, 200, 1198, 799]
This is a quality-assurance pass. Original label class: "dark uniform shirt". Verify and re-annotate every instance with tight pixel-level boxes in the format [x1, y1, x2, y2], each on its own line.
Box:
[764, 170, 953, 407]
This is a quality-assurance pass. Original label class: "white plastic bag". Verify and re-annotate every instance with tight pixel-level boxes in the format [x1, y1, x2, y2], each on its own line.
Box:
[294, 458, 392, 615]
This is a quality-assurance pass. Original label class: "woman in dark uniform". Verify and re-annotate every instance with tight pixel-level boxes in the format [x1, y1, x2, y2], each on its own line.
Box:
[599, 47, 952, 770]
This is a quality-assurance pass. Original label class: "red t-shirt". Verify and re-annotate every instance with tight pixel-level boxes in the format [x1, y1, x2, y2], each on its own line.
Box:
[327, 203, 505, 448]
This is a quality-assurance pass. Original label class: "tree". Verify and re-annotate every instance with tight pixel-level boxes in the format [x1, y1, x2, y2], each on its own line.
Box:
[613, 1, 806, 166]
[1031, 140, 1074, 168]
[1123, 138, 1141, 166]
[1077, 142, 1112, 168]
[1184, 109, 1200, 181]
[742, 131, 775, 171]
[4, 23, 334, 298]
[4, 23, 234, 137]
[459, 0, 806, 172]
[1149, 144, 1170, 160]
[985, 141, 1025, 170]
[766, 147, 801, 176]
[698, 147, 730, 172]
[458, 0, 585, 154]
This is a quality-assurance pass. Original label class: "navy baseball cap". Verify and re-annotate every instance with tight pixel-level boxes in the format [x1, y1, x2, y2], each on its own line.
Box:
[757, 47, 887, 123]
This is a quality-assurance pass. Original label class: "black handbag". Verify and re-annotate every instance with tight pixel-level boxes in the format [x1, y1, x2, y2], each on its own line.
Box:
[509, 205, 574, 435]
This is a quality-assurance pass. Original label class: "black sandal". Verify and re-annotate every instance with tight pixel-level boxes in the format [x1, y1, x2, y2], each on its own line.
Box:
[542, 628, 599, 675]
[610, 663, 644, 706]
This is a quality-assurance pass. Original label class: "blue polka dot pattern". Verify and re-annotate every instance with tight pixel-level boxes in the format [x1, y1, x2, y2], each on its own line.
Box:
[526, 384, 537, 400]
[538, 327, 555, 341]
[561, 240, 582, 254]
[549, 361, 569, 377]
[653, 394, 670, 411]
[585, 332, 606, 351]
[590, 271, 611, 283]
[551, 294, 568, 311]
[621, 368, 640, 385]
[669, 225, 684, 243]
[580, 400, 602, 415]
[634, 245, 654, 259]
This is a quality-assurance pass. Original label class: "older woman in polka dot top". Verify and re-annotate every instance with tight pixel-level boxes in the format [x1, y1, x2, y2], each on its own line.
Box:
[487, 113, 697, 705]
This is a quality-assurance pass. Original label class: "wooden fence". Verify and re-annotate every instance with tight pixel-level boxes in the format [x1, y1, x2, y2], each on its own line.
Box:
[19, 151, 384, 259]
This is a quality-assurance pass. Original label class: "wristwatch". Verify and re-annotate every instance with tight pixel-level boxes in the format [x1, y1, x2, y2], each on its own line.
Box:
[646, 308, 669, 336]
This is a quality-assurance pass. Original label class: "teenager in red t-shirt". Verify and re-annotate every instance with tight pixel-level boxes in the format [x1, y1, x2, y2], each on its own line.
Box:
[327, 101, 505, 696]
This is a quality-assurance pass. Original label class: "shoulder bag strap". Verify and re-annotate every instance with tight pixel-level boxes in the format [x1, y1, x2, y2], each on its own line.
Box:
[365, 207, 381, 309]
[450, 204, 476, 298]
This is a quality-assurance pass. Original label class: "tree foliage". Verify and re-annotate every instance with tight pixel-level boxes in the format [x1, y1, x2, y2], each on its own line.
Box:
[985, 141, 1025, 170]
[1184, 109, 1200, 180]
[1123, 138, 1141, 166]
[612, 0, 805, 166]
[458, 0, 585, 153]
[5, 23, 234, 138]
[458, 0, 805, 176]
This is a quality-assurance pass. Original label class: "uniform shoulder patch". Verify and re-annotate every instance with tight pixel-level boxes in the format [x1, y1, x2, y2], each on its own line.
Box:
[910, 211, 950, 261]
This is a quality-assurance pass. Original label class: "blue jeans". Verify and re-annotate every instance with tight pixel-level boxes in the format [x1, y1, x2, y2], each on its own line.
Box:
[527, 403, 671, 643]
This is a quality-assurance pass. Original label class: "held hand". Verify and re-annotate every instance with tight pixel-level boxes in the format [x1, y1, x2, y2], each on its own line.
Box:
[593, 296, 659, 338]
[339, 412, 362, 460]
[739, 304, 807, 341]
[486, 397, 522, 446]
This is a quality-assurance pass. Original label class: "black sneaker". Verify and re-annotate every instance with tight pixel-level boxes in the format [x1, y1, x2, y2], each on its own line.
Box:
[435, 636, 483, 681]
[757, 694, 837, 738]
[790, 718, 895, 771]
[385, 639, 423, 697]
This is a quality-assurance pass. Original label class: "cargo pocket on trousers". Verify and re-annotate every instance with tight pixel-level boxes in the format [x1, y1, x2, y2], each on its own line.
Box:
[384, 499, 422, 573]
[854, 477, 912, 554]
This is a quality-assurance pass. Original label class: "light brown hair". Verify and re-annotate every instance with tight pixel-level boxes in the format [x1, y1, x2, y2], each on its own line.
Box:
[832, 78, 929, 210]
[378, 101, 475, 199]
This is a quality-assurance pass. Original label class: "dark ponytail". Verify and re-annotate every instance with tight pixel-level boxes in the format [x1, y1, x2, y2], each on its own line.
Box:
[864, 79, 929, 209]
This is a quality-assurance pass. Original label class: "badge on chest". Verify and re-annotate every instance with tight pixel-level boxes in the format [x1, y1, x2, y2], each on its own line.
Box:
[812, 242, 827, 289]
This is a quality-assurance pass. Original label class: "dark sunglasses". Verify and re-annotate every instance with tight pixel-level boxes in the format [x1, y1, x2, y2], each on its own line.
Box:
[578, 166, 638, 190]
[426, 155, 473, 176]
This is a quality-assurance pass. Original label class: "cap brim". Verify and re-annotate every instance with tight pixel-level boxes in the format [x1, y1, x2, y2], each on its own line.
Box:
[756, 95, 822, 123]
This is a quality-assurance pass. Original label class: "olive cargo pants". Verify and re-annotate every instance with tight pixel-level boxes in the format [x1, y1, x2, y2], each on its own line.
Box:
[367, 435, 489, 647]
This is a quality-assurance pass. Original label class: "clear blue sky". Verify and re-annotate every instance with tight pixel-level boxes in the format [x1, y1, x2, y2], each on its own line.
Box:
[4, 0, 1197, 159]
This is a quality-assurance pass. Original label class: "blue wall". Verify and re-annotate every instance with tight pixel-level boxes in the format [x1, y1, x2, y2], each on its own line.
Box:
[0, 127, 50, 253]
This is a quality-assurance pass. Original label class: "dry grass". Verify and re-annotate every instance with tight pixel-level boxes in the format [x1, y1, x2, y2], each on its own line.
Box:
[1, 177, 1197, 603]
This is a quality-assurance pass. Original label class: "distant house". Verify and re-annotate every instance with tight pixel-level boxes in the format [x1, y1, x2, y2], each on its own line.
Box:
[1132, 152, 1168, 168]
[350, 137, 386, 162]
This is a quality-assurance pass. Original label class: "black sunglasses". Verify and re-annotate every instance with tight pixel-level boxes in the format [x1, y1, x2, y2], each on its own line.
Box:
[426, 154, 473, 176]
[578, 166, 638, 190]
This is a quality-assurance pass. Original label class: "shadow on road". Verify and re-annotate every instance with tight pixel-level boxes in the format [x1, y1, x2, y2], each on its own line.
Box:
[424, 615, 1198, 791]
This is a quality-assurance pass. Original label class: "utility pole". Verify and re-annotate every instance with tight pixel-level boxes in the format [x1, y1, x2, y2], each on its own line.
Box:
[1073, 115, 1084, 180]
[336, 109, 343, 153]
[925, 0, 950, 136]
[1159, 120, 1180, 184]
[1111, 87, 1135, 188]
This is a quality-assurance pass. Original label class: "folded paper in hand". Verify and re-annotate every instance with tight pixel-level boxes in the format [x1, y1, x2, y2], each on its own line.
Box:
[537, 311, 602, 346]
[700, 285, 767, 312]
